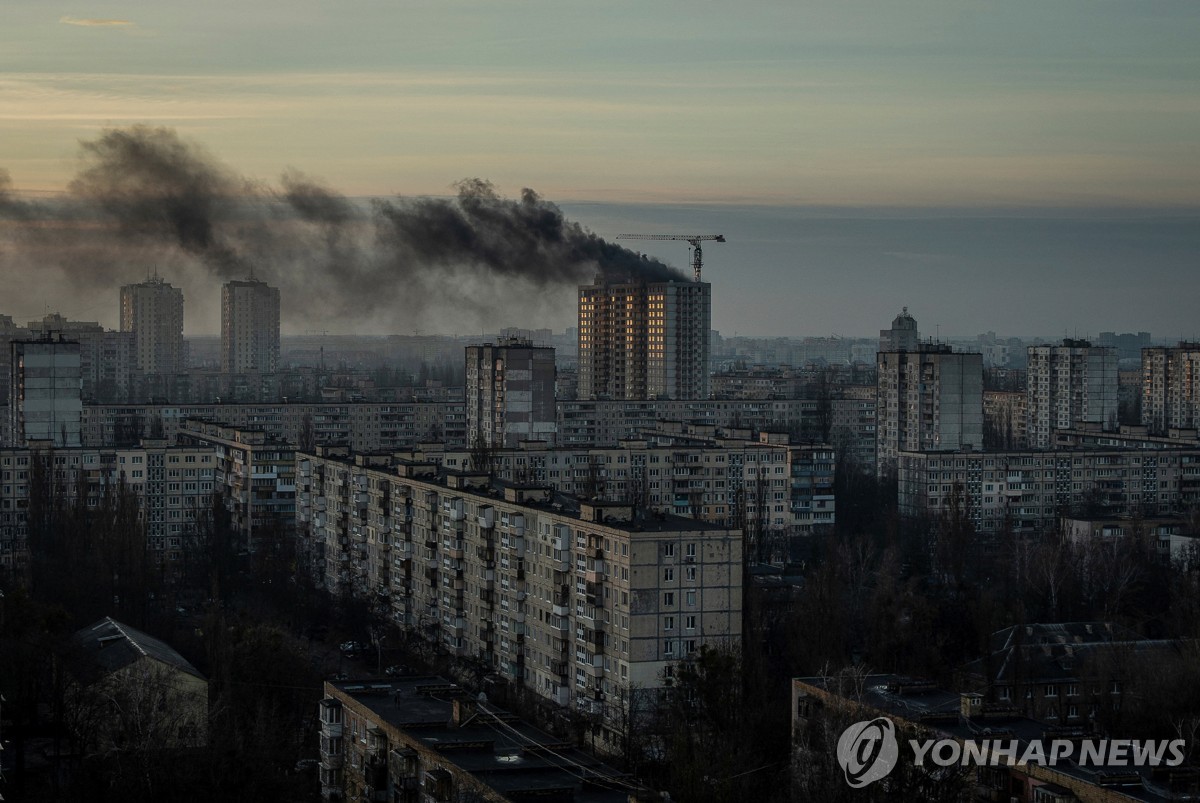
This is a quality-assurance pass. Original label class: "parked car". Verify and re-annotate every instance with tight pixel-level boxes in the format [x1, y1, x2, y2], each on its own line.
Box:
[385, 664, 413, 677]
[340, 640, 367, 654]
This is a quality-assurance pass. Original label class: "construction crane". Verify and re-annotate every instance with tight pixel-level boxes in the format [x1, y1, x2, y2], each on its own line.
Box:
[616, 233, 726, 282]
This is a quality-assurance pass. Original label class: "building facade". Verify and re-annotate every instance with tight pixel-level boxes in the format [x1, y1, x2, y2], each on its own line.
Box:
[896, 445, 1200, 535]
[221, 278, 281, 374]
[1027, 340, 1118, 450]
[1142, 343, 1200, 435]
[8, 336, 83, 447]
[876, 345, 983, 474]
[578, 277, 711, 401]
[120, 276, 186, 375]
[0, 441, 217, 577]
[465, 338, 556, 448]
[177, 419, 296, 552]
[296, 448, 742, 728]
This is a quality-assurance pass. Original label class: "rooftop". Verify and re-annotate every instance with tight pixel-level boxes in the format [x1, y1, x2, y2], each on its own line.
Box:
[327, 677, 646, 803]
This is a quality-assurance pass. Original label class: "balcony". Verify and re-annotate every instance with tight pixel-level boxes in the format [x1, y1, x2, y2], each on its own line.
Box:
[478, 506, 495, 529]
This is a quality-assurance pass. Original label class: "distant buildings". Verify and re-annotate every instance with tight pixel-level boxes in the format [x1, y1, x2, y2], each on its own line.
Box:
[878, 306, 919, 353]
[8, 335, 82, 447]
[221, 278, 280, 374]
[465, 338, 556, 448]
[120, 276, 186, 375]
[875, 344, 984, 474]
[578, 277, 711, 400]
[896, 443, 1200, 535]
[1142, 343, 1200, 435]
[1026, 340, 1118, 450]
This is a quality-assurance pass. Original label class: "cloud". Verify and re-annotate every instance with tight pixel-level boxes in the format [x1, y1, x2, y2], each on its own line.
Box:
[60, 16, 135, 27]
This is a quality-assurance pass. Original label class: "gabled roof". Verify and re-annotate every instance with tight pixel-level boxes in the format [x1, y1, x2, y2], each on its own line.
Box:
[72, 617, 206, 682]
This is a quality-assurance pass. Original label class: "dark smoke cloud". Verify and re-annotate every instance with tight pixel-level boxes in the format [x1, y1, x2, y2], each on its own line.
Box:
[0, 125, 684, 333]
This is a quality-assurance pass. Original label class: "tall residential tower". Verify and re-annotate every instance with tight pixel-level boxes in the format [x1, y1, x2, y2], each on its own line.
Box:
[465, 337, 556, 448]
[577, 277, 710, 400]
[120, 276, 186, 375]
[221, 278, 280, 374]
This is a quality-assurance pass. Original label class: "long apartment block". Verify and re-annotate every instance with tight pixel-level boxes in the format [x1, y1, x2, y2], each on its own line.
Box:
[0, 441, 217, 577]
[296, 447, 743, 731]
[897, 445, 1200, 535]
[401, 424, 835, 534]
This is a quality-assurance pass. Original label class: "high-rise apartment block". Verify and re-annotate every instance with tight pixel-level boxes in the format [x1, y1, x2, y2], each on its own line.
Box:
[9, 335, 83, 447]
[578, 277, 710, 401]
[120, 276, 186, 374]
[221, 278, 280, 373]
[295, 448, 742, 734]
[465, 338, 556, 448]
[878, 307, 919, 353]
[1026, 340, 1118, 450]
[1142, 343, 1200, 435]
[876, 344, 983, 473]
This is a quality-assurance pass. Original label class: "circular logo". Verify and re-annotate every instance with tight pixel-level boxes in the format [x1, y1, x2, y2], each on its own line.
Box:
[836, 717, 899, 788]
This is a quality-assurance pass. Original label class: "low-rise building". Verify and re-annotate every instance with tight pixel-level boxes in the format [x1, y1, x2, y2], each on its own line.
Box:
[318, 677, 650, 802]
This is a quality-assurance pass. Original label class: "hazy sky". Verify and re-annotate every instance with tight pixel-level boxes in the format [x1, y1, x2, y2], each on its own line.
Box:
[4, 0, 1199, 205]
[2, 1, 1198, 337]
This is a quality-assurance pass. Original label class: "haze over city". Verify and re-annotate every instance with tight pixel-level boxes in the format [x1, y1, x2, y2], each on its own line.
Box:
[2, 0, 1199, 337]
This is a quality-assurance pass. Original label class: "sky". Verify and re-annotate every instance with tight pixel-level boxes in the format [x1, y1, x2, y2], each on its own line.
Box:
[1, 1, 1198, 336]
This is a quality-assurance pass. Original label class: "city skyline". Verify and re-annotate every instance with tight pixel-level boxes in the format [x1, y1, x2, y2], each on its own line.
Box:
[3, 2, 1199, 337]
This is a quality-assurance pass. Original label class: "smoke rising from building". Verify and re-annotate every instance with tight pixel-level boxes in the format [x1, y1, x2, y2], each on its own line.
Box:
[0, 125, 684, 333]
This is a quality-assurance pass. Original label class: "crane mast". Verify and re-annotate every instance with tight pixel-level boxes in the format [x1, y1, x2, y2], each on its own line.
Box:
[615, 233, 726, 281]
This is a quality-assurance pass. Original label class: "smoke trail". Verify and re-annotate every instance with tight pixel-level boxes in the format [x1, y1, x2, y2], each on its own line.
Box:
[0, 125, 686, 333]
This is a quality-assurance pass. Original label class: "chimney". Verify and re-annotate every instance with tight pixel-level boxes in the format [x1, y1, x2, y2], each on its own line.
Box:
[450, 697, 477, 728]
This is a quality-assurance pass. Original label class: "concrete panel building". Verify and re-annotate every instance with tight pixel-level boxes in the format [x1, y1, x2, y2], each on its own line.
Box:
[295, 448, 742, 736]
[876, 344, 983, 474]
[578, 277, 711, 401]
[221, 278, 281, 374]
[120, 276, 186, 375]
[9, 335, 82, 447]
[1027, 340, 1118, 449]
[465, 338, 556, 448]
[1142, 343, 1200, 435]
[878, 306, 919, 353]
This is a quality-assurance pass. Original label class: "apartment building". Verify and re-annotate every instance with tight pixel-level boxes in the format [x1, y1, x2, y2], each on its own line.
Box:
[1142, 343, 1200, 435]
[296, 448, 742, 732]
[0, 441, 217, 577]
[876, 345, 983, 474]
[578, 277, 711, 401]
[983, 389, 1028, 449]
[120, 276, 187, 375]
[221, 278, 281, 374]
[1026, 340, 1118, 450]
[830, 385, 876, 466]
[465, 338, 556, 448]
[878, 306, 919, 353]
[317, 677, 645, 802]
[896, 445, 1200, 535]
[81, 401, 468, 450]
[9, 335, 83, 447]
[556, 397, 819, 446]
[176, 419, 296, 551]
[410, 423, 835, 535]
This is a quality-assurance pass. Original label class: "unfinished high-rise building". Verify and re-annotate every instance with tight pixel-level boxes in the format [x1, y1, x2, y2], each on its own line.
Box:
[577, 277, 710, 401]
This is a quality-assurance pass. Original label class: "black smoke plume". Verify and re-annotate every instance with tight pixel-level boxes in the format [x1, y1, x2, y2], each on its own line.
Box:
[0, 125, 684, 333]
